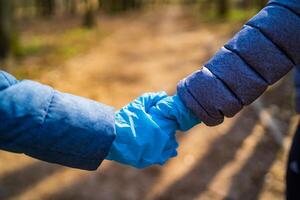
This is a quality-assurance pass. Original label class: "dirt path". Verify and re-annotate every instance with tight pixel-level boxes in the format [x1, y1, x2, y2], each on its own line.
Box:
[0, 5, 296, 200]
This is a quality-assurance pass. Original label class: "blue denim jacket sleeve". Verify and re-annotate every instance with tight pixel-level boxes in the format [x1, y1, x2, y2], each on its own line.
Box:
[177, 0, 300, 126]
[0, 70, 115, 170]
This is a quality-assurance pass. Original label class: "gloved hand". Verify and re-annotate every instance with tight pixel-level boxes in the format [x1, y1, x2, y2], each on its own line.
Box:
[148, 94, 201, 160]
[106, 92, 200, 169]
[149, 94, 201, 131]
[106, 92, 175, 168]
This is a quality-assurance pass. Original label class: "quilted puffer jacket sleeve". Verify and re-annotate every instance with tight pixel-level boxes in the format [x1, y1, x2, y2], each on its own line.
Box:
[177, 0, 300, 126]
[0, 70, 115, 170]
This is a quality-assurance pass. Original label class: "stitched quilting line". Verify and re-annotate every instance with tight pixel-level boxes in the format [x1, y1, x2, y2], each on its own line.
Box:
[42, 90, 55, 124]
[223, 45, 269, 84]
[245, 23, 296, 67]
[0, 71, 12, 87]
[269, 2, 300, 20]
[204, 63, 245, 107]
[183, 80, 224, 121]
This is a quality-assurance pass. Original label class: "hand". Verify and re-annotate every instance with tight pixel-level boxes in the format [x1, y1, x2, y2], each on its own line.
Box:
[106, 92, 200, 169]
[106, 92, 178, 168]
[147, 94, 201, 160]
[149, 94, 201, 132]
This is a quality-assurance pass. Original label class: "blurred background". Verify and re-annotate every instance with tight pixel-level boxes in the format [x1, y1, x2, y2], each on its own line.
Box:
[0, 0, 297, 199]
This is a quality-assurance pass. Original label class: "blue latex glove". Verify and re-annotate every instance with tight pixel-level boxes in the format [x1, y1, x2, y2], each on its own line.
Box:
[149, 94, 201, 131]
[148, 94, 201, 157]
[106, 92, 200, 169]
[106, 92, 176, 168]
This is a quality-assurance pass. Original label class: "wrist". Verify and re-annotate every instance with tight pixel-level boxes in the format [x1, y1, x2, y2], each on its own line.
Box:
[172, 94, 201, 131]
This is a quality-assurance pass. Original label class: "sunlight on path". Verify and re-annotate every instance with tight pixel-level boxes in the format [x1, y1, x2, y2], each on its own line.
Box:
[196, 123, 266, 199]
[145, 117, 238, 200]
[11, 162, 112, 200]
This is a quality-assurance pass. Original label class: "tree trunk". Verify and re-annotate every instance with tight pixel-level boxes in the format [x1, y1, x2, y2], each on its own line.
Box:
[217, 0, 229, 18]
[35, 0, 55, 17]
[239, 0, 253, 9]
[101, 0, 143, 14]
[66, 0, 77, 15]
[83, 0, 96, 28]
[0, 0, 13, 59]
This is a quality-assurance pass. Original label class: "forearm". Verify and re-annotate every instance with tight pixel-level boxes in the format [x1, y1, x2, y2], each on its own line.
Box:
[177, 0, 300, 126]
[0, 71, 115, 170]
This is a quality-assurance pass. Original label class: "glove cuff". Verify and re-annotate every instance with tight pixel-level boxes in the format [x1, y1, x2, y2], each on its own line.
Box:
[172, 94, 201, 131]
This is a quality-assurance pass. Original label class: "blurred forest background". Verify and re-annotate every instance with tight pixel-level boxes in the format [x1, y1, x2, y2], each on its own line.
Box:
[0, 0, 268, 62]
[0, 0, 296, 200]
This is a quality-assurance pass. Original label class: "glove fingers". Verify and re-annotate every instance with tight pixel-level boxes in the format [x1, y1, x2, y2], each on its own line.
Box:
[160, 148, 178, 165]
[110, 92, 186, 169]
[136, 92, 168, 112]
[114, 106, 172, 168]
[159, 135, 179, 164]
[149, 95, 201, 131]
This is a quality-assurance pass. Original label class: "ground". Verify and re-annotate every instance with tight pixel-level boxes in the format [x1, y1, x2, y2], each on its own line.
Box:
[0, 5, 297, 200]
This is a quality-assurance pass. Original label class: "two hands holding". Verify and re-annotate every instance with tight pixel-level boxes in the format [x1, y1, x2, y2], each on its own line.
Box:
[106, 92, 201, 168]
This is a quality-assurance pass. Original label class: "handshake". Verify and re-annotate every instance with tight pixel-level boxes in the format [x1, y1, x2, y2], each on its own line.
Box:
[106, 92, 201, 168]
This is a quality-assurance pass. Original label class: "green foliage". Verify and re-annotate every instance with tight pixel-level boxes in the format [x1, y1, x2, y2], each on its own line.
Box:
[10, 30, 22, 57]
[228, 8, 257, 22]
[0, 0, 268, 60]
[57, 28, 92, 58]
[182, 0, 265, 21]
[19, 28, 103, 61]
[18, 37, 47, 57]
[196, 7, 257, 23]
